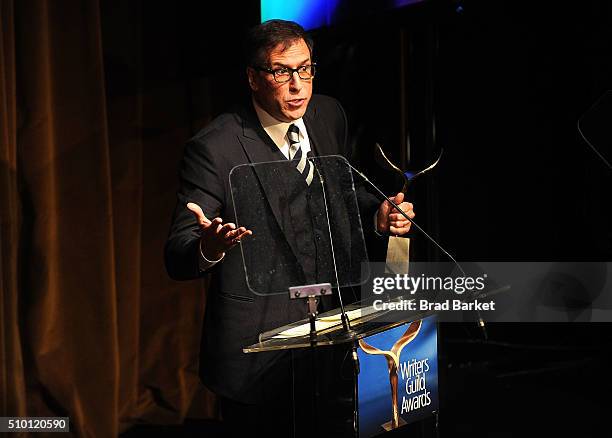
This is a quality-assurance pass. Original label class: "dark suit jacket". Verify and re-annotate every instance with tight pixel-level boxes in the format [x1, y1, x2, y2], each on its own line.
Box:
[164, 94, 380, 402]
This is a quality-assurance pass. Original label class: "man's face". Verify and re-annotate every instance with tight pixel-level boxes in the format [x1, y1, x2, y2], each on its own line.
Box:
[248, 38, 313, 122]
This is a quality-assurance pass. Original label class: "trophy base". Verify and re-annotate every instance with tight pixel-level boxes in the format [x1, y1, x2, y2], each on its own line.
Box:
[381, 417, 407, 431]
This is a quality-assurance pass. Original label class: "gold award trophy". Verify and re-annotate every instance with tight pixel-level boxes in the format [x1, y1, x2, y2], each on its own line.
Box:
[374, 143, 442, 274]
[358, 319, 422, 431]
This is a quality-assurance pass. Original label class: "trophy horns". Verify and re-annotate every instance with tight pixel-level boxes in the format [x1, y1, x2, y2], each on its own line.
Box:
[391, 320, 422, 359]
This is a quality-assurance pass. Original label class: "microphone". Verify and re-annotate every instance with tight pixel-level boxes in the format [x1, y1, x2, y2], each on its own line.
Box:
[345, 159, 489, 340]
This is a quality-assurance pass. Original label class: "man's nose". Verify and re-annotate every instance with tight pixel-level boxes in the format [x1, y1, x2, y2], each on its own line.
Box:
[288, 71, 302, 90]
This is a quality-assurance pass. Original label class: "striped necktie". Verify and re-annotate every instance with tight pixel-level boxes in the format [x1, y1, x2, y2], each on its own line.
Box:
[287, 124, 314, 186]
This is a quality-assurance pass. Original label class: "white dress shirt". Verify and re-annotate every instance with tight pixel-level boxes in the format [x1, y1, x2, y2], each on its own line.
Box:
[252, 99, 312, 158]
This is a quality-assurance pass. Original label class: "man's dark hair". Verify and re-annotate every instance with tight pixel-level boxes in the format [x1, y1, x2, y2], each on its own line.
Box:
[244, 19, 314, 68]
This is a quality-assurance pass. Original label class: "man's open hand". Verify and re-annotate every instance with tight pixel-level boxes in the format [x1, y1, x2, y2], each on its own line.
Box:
[376, 192, 415, 236]
[187, 202, 252, 261]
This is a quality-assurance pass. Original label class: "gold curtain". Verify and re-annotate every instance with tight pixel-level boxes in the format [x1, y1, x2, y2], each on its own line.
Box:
[0, 0, 215, 436]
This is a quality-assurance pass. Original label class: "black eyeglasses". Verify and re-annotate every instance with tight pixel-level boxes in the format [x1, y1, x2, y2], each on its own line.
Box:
[254, 64, 316, 83]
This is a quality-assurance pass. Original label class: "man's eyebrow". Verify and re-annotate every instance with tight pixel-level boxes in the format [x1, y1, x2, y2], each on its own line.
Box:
[271, 58, 311, 67]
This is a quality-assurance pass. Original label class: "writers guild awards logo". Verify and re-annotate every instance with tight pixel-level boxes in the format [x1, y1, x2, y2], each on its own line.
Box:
[358, 320, 422, 431]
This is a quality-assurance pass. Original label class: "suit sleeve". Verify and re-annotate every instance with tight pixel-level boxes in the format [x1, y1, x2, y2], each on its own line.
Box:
[164, 136, 225, 280]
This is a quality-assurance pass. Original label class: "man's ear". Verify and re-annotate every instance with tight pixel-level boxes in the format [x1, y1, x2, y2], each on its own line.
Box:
[246, 67, 258, 91]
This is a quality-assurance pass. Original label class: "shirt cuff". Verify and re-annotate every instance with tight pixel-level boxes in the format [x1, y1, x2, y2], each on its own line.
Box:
[199, 243, 225, 272]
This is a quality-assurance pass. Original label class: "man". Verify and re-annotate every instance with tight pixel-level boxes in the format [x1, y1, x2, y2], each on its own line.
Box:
[165, 19, 414, 435]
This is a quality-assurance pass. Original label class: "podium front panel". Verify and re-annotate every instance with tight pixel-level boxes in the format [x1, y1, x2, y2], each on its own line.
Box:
[229, 155, 369, 296]
[357, 316, 439, 437]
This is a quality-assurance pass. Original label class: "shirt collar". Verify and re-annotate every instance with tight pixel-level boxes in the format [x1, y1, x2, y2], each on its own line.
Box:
[252, 98, 307, 148]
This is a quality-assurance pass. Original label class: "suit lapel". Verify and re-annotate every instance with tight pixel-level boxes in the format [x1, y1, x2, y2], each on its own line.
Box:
[235, 103, 304, 268]
[234, 99, 352, 286]
[303, 104, 337, 157]
[304, 102, 354, 274]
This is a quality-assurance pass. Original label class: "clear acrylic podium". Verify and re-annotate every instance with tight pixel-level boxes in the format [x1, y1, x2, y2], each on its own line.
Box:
[242, 296, 441, 353]
[229, 155, 440, 437]
[229, 154, 370, 296]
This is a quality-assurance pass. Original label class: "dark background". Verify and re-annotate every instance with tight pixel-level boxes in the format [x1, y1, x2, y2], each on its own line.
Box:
[109, 1, 612, 435]
[111, 1, 612, 436]
[2, 0, 611, 436]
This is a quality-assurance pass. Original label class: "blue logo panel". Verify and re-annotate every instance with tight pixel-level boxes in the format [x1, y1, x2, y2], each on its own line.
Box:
[357, 317, 438, 438]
